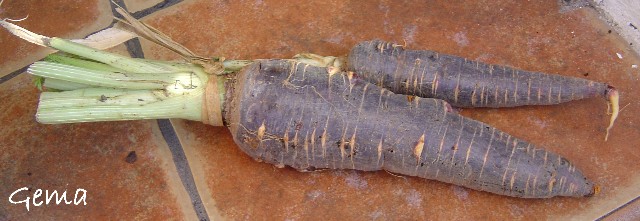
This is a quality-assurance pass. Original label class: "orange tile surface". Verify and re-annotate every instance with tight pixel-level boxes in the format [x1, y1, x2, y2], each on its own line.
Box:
[601, 198, 640, 221]
[0, 0, 112, 74]
[1, 0, 639, 220]
[0, 74, 186, 220]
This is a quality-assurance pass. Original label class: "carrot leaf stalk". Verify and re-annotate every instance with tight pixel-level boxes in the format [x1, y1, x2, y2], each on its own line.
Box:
[605, 86, 619, 141]
[0, 18, 219, 124]
[30, 40, 212, 124]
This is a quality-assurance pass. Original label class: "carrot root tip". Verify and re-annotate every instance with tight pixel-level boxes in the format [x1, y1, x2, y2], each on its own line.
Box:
[604, 86, 619, 141]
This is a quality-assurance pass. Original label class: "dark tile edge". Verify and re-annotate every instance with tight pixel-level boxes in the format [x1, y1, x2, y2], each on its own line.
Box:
[157, 119, 210, 221]
[112, 1, 209, 220]
[0, 66, 28, 85]
[596, 195, 640, 221]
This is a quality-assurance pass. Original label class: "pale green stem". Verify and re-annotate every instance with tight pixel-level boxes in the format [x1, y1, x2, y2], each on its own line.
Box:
[29, 61, 203, 90]
[223, 60, 253, 73]
[46, 38, 179, 74]
[43, 78, 93, 91]
[31, 38, 211, 124]
[44, 53, 126, 72]
[37, 91, 203, 123]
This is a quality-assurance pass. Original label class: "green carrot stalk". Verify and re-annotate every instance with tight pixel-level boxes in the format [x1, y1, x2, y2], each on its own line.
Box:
[17, 36, 214, 124]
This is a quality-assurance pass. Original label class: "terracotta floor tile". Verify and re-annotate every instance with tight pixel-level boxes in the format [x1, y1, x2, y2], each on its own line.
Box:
[147, 0, 640, 220]
[601, 197, 640, 221]
[0, 74, 190, 220]
[0, 0, 113, 75]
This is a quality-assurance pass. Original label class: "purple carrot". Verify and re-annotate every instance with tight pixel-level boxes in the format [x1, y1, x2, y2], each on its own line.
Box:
[223, 59, 596, 198]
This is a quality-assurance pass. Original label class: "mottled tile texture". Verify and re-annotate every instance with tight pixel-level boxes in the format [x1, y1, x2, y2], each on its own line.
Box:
[0, 0, 187, 220]
[602, 199, 640, 221]
[0, 0, 112, 74]
[1, 0, 639, 220]
[0, 74, 184, 220]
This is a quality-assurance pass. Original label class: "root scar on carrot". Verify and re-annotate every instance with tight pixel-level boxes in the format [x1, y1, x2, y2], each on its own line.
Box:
[414, 134, 425, 164]
[257, 122, 266, 141]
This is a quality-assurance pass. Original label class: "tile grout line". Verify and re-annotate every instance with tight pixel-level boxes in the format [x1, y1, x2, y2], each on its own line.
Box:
[596, 195, 640, 220]
[131, 0, 184, 19]
[0, 66, 28, 85]
[112, 0, 183, 19]
[109, 2, 209, 221]
[157, 119, 210, 221]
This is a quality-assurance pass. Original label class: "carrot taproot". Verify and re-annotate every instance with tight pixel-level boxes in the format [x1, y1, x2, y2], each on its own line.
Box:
[347, 40, 613, 108]
[344, 40, 620, 140]
[224, 59, 595, 198]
